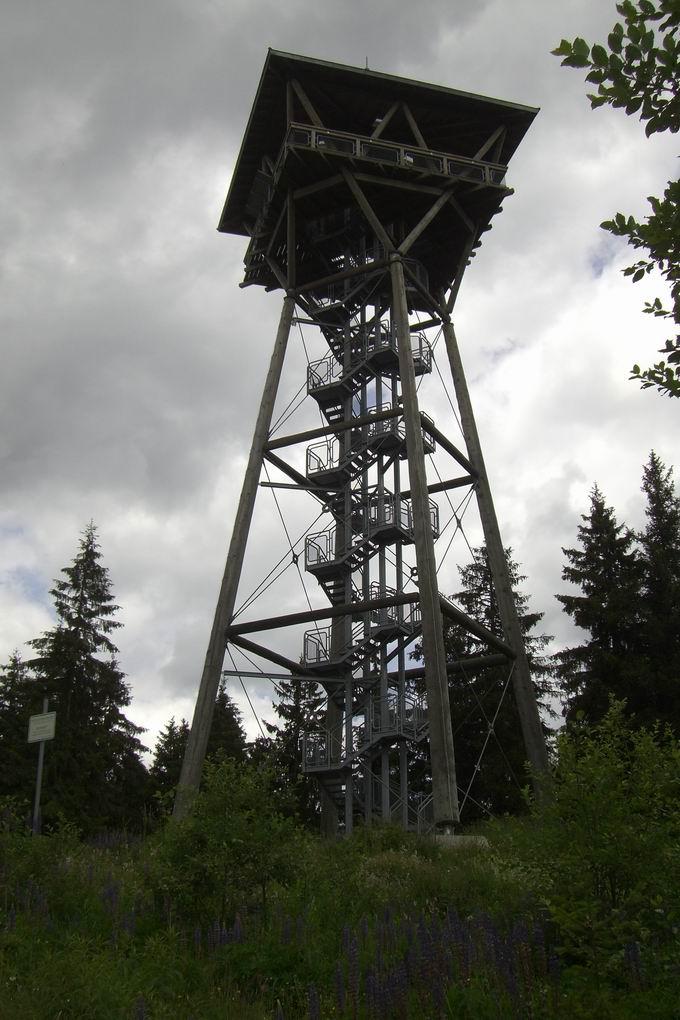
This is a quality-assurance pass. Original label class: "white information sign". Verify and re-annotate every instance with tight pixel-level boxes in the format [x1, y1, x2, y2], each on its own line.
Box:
[28, 711, 56, 744]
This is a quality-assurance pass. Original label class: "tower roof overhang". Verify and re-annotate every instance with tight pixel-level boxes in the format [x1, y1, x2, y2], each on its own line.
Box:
[219, 49, 538, 238]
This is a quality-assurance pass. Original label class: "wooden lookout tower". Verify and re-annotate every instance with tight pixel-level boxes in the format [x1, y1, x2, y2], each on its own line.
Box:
[174, 50, 549, 832]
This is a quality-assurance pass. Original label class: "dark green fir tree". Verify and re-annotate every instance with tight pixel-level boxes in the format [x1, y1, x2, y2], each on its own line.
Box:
[151, 678, 245, 805]
[205, 677, 247, 763]
[431, 546, 556, 820]
[150, 717, 190, 801]
[0, 651, 34, 810]
[638, 452, 680, 730]
[259, 675, 325, 826]
[555, 486, 643, 727]
[26, 523, 148, 833]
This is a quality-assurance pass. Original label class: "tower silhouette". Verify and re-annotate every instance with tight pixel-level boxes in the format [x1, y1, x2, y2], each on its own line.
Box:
[174, 51, 549, 830]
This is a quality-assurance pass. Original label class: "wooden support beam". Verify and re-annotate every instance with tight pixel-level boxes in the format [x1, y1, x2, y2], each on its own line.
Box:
[227, 590, 420, 638]
[293, 174, 343, 200]
[474, 124, 506, 162]
[402, 103, 428, 149]
[354, 172, 444, 197]
[371, 100, 399, 138]
[291, 79, 324, 127]
[286, 190, 295, 289]
[391, 255, 459, 829]
[266, 406, 401, 451]
[441, 318, 551, 793]
[449, 195, 475, 234]
[341, 170, 395, 253]
[295, 256, 390, 296]
[399, 187, 455, 256]
[263, 450, 329, 503]
[401, 260, 448, 319]
[419, 414, 476, 476]
[229, 635, 319, 678]
[439, 595, 515, 659]
[174, 295, 296, 820]
[400, 474, 475, 499]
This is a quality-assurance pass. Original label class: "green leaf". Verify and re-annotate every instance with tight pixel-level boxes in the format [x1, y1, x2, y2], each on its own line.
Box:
[591, 43, 609, 66]
[563, 54, 591, 68]
[573, 36, 591, 57]
[551, 39, 573, 56]
[625, 96, 644, 113]
[608, 30, 624, 53]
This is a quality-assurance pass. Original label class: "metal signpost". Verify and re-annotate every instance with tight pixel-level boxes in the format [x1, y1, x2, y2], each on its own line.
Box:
[28, 698, 56, 835]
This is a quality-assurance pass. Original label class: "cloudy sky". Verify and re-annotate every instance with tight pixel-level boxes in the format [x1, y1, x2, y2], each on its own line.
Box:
[2, 0, 677, 756]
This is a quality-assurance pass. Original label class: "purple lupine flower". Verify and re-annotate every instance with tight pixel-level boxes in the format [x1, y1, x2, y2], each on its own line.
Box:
[282, 915, 292, 945]
[307, 983, 320, 1020]
[193, 925, 202, 954]
[348, 936, 360, 1018]
[296, 914, 305, 944]
[533, 921, 547, 977]
[360, 916, 369, 943]
[364, 968, 376, 1019]
[274, 1001, 285, 1020]
[548, 953, 560, 1013]
[335, 960, 346, 1014]
[342, 923, 351, 952]
[233, 914, 244, 943]
[430, 976, 446, 1018]
[624, 940, 643, 988]
[133, 996, 147, 1019]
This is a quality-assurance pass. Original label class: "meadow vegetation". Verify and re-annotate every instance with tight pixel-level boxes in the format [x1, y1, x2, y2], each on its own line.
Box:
[2, 703, 679, 1019]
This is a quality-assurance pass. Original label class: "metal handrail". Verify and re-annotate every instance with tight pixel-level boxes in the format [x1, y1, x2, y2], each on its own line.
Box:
[285, 123, 508, 188]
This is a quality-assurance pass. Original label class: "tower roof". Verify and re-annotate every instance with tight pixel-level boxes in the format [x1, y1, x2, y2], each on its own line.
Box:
[219, 50, 538, 237]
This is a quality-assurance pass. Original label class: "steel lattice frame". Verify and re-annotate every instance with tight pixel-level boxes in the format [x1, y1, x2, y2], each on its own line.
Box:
[174, 51, 549, 831]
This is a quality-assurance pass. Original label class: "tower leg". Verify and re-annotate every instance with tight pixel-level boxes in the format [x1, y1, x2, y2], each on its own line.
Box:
[441, 318, 550, 792]
[390, 255, 459, 829]
[174, 295, 296, 820]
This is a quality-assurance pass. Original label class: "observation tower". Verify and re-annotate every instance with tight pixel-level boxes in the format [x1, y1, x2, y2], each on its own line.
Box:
[175, 50, 549, 832]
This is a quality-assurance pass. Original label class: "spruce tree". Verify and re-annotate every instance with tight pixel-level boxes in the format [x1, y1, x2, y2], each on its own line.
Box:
[556, 486, 643, 727]
[26, 523, 148, 833]
[150, 717, 190, 800]
[205, 677, 247, 763]
[435, 546, 556, 819]
[638, 452, 680, 730]
[262, 675, 325, 825]
[0, 651, 34, 809]
[151, 679, 245, 804]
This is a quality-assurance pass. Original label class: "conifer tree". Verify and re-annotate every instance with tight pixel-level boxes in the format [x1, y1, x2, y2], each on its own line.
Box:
[433, 546, 556, 819]
[556, 486, 643, 726]
[0, 651, 34, 807]
[150, 717, 190, 800]
[151, 679, 245, 804]
[261, 675, 325, 825]
[26, 523, 148, 832]
[638, 451, 680, 729]
[205, 677, 247, 763]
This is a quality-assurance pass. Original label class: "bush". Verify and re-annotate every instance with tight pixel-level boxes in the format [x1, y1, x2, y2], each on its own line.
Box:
[490, 701, 680, 977]
[147, 758, 309, 924]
